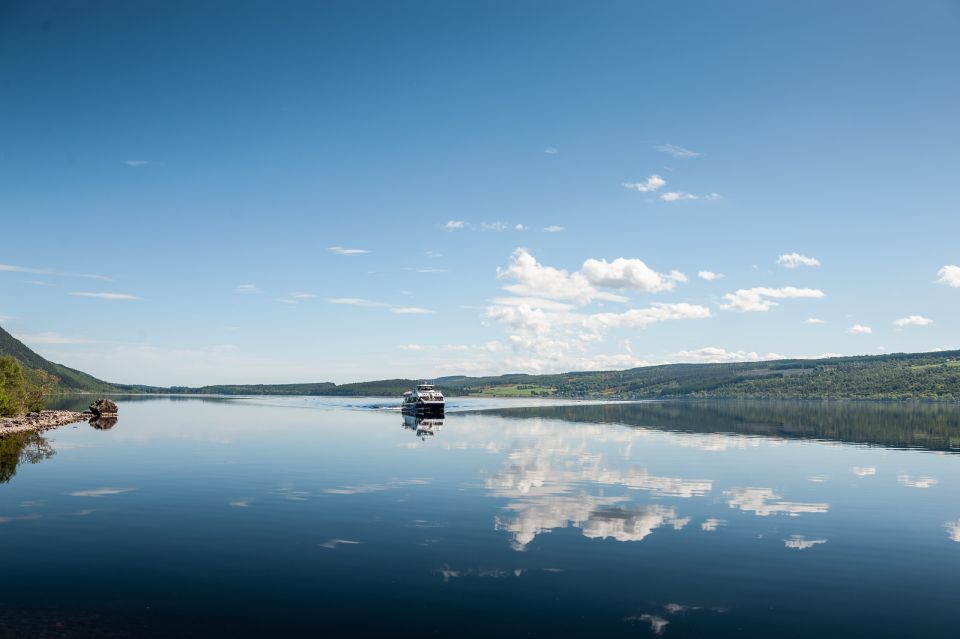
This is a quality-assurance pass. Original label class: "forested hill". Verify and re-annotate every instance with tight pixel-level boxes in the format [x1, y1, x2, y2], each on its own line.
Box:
[431, 350, 960, 401]
[126, 350, 960, 400]
[0, 325, 117, 392]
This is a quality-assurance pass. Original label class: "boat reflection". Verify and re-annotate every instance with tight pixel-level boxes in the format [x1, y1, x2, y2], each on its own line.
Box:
[403, 414, 444, 440]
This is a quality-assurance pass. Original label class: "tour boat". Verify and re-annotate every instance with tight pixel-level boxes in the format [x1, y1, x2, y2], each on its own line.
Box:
[402, 381, 445, 414]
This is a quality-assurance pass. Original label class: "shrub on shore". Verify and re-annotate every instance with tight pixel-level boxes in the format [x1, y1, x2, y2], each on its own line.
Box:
[0, 356, 58, 417]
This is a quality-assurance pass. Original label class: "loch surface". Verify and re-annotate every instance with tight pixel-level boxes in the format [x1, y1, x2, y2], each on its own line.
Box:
[1, 397, 959, 638]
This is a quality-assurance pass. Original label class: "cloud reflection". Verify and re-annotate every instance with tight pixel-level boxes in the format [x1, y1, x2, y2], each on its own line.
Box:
[896, 474, 937, 488]
[784, 535, 827, 550]
[945, 520, 960, 542]
[725, 488, 829, 517]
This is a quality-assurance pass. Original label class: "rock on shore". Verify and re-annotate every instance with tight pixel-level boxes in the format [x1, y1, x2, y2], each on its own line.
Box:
[0, 410, 89, 438]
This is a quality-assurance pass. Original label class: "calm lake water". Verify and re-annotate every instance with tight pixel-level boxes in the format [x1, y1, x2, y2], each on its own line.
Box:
[2, 397, 959, 638]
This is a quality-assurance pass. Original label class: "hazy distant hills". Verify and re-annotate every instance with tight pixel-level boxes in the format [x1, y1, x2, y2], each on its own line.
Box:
[2, 323, 959, 400]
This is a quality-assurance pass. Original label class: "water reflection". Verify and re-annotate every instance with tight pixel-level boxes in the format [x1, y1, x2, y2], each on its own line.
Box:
[0, 432, 55, 484]
[471, 400, 960, 452]
[403, 414, 444, 439]
[89, 415, 118, 430]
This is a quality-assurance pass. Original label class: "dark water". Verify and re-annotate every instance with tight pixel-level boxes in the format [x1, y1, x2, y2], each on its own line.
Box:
[1, 397, 959, 638]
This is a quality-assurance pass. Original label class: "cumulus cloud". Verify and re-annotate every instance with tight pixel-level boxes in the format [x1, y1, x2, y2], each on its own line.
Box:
[720, 286, 825, 312]
[777, 253, 820, 268]
[936, 265, 960, 287]
[543, 225, 565, 233]
[482, 250, 711, 374]
[656, 143, 701, 158]
[893, 315, 933, 327]
[327, 246, 369, 255]
[443, 220, 465, 231]
[660, 191, 721, 202]
[847, 324, 873, 335]
[805, 318, 826, 325]
[69, 292, 141, 300]
[580, 258, 687, 293]
[697, 270, 723, 281]
[622, 175, 666, 193]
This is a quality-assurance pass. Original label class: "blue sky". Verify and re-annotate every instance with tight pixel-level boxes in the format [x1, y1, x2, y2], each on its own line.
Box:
[1, 0, 958, 385]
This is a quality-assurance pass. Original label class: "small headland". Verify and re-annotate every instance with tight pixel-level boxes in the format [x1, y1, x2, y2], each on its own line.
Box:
[0, 399, 119, 438]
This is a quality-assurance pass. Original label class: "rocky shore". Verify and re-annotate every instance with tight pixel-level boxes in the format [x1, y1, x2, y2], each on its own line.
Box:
[0, 410, 91, 438]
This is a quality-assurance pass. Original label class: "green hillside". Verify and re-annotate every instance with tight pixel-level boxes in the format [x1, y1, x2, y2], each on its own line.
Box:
[0, 325, 117, 392]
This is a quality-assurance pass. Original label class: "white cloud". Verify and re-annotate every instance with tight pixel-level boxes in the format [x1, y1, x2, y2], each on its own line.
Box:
[784, 535, 827, 550]
[544, 147, 558, 154]
[328, 298, 388, 307]
[481, 221, 510, 231]
[274, 298, 298, 305]
[0, 315, 16, 322]
[896, 474, 938, 488]
[893, 315, 933, 327]
[515, 224, 527, 231]
[777, 253, 820, 268]
[847, 324, 873, 335]
[123, 160, 149, 166]
[656, 143, 701, 158]
[622, 175, 666, 193]
[496, 249, 608, 304]
[327, 246, 369, 255]
[235, 284, 260, 294]
[805, 318, 826, 325]
[497, 249, 686, 304]
[328, 298, 432, 315]
[482, 249, 715, 373]
[720, 286, 825, 312]
[0, 263, 110, 281]
[660, 191, 721, 202]
[398, 344, 426, 351]
[290, 292, 315, 299]
[392, 307, 434, 315]
[13, 332, 93, 345]
[697, 270, 723, 281]
[936, 265, 960, 287]
[69, 292, 141, 300]
[543, 225, 565, 233]
[443, 220, 465, 231]
[667, 347, 784, 364]
[581, 258, 687, 293]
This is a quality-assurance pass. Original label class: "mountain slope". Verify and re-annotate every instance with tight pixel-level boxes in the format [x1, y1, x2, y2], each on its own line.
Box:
[0, 325, 117, 392]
